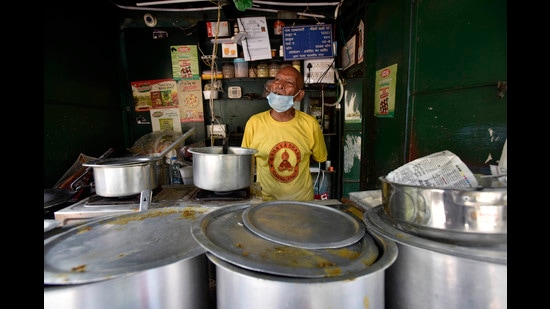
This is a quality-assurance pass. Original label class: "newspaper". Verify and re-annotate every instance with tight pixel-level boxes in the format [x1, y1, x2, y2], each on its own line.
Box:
[386, 150, 479, 188]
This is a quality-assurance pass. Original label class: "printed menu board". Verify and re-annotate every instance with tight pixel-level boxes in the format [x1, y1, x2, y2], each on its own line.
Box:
[170, 45, 200, 80]
[282, 24, 333, 60]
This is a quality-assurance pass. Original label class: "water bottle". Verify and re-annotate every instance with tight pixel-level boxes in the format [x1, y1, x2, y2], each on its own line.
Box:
[170, 156, 183, 185]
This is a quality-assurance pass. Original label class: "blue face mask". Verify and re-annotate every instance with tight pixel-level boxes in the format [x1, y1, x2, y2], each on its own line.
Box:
[267, 92, 299, 113]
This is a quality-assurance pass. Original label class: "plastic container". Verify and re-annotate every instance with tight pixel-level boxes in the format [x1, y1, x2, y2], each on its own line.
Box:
[201, 70, 223, 80]
[222, 63, 235, 79]
[203, 90, 218, 100]
[234, 58, 248, 78]
[203, 83, 219, 99]
[268, 63, 280, 77]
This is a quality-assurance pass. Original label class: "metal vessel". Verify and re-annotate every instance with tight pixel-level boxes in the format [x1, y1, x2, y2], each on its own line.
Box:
[364, 206, 507, 309]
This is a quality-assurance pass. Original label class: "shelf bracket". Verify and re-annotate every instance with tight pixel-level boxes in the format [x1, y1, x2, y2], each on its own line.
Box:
[210, 32, 248, 46]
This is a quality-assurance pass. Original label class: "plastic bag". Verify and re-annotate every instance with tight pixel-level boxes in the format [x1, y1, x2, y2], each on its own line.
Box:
[313, 163, 328, 200]
[233, 0, 252, 11]
[128, 130, 183, 155]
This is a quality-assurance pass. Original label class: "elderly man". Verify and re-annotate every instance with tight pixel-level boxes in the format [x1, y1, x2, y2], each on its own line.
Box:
[241, 66, 328, 201]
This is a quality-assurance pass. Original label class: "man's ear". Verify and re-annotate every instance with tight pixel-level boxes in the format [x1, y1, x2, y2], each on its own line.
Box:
[295, 89, 305, 102]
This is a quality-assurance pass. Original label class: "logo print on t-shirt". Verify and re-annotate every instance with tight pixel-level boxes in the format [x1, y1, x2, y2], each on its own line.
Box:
[268, 141, 301, 183]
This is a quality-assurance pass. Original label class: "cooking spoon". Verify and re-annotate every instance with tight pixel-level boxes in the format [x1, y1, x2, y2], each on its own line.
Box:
[157, 127, 196, 158]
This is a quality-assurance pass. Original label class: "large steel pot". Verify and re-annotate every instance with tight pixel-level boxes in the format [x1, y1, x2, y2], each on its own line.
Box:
[380, 176, 507, 244]
[364, 206, 507, 309]
[44, 206, 213, 309]
[83, 156, 162, 197]
[188, 146, 258, 192]
[192, 203, 398, 309]
[83, 128, 196, 197]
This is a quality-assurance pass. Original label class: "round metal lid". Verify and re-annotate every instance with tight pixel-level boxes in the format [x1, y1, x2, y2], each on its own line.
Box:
[242, 201, 365, 249]
[191, 204, 380, 278]
[44, 206, 210, 285]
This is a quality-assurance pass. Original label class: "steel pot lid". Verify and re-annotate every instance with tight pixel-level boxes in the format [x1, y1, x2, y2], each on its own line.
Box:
[83, 156, 161, 167]
[188, 146, 258, 156]
[44, 206, 210, 285]
[242, 201, 365, 249]
[191, 204, 379, 278]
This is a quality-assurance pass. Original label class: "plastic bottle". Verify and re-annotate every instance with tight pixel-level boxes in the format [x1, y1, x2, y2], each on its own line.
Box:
[170, 156, 183, 185]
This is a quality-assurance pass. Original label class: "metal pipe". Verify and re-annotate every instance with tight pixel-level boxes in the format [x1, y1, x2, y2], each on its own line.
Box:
[254, 0, 341, 6]
[247, 7, 326, 19]
[113, 2, 219, 12]
[136, 0, 211, 6]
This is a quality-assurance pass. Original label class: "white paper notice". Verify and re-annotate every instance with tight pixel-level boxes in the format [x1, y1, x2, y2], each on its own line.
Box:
[150, 108, 182, 132]
[237, 17, 272, 61]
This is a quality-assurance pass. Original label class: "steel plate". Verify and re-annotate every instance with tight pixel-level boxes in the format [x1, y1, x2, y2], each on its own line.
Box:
[44, 206, 210, 285]
[242, 201, 365, 249]
[191, 204, 379, 278]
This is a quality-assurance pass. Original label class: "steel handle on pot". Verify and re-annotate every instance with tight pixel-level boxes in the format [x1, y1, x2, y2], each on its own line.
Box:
[157, 128, 196, 159]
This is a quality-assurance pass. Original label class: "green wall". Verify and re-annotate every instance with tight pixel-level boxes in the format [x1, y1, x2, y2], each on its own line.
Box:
[360, 0, 507, 190]
[44, 1, 126, 188]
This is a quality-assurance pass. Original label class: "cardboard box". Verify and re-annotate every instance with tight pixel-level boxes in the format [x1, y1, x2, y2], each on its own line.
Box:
[222, 42, 238, 58]
[206, 21, 230, 37]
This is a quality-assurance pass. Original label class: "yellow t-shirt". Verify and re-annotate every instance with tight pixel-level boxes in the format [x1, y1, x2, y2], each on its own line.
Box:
[241, 110, 328, 201]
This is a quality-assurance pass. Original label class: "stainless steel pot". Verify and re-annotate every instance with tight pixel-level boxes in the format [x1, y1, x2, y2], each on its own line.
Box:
[44, 206, 213, 309]
[188, 146, 258, 192]
[192, 203, 398, 309]
[380, 176, 507, 244]
[83, 128, 196, 197]
[208, 248, 394, 309]
[364, 206, 507, 309]
[83, 156, 162, 197]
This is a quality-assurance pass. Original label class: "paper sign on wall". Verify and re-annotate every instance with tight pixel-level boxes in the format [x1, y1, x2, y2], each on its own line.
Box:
[150, 108, 182, 132]
[374, 63, 397, 118]
[357, 20, 364, 64]
[238, 17, 272, 61]
[177, 79, 204, 122]
[341, 34, 356, 70]
[131, 78, 178, 112]
[170, 45, 200, 80]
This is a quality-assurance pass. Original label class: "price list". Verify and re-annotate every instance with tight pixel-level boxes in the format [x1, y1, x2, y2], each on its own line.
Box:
[282, 24, 334, 60]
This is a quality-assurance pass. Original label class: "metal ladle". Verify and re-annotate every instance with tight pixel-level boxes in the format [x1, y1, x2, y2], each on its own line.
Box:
[136, 127, 195, 212]
[156, 127, 196, 159]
